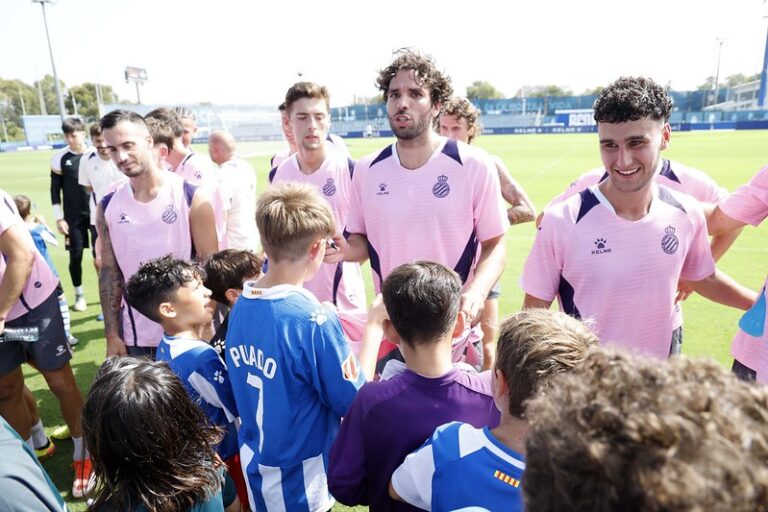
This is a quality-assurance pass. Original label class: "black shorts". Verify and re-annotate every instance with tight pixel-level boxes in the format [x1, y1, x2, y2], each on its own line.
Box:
[64, 213, 94, 251]
[0, 289, 71, 376]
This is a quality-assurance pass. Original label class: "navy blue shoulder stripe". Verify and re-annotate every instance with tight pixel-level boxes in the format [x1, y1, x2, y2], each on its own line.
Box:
[347, 158, 356, 179]
[441, 139, 462, 165]
[268, 166, 278, 184]
[659, 159, 680, 184]
[101, 190, 116, 213]
[183, 181, 197, 207]
[370, 146, 393, 168]
[2, 196, 15, 214]
[88, 152, 97, 160]
[576, 188, 601, 224]
[599, 171, 608, 182]
[658, 186, 686, 213]
[558, 276, 582, 319]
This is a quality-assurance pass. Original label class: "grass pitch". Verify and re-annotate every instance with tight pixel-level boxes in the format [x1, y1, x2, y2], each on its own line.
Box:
[0, 129, 766, 510]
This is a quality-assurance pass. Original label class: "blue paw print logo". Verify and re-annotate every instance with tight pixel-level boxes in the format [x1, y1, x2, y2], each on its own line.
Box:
[310, 310, 328, 325]
[594, 238, 607, 249]
[213, 370, 224, 384]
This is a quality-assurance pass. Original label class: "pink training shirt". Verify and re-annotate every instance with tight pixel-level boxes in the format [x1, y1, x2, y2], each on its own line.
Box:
[718, 164, 768, 378]
[0, 190, 59, 321]
[101, 174, 195, 348]
[269, 151, 366, 312]
[547, 159, 727, 330]
[346, 138, 508, 292]
[522, 184, 715, 359]
[173, 152, 228, 248]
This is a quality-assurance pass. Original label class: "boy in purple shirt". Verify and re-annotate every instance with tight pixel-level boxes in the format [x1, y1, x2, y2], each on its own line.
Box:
[327, 261, 499, 511]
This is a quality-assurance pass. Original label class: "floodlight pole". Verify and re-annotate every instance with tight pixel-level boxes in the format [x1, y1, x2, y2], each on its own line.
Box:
[33, 0, 66, 124]
[712, 38, 724, 107]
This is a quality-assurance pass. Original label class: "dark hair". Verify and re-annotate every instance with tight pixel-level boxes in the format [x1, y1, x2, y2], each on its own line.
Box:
[145, 107, 184, 138]
[382, 261, 461, 346]
[203, 249, 263, 304]
[12, 194, 32, 220]
[438, 97, 482, 143]
[523, 349, 768, 512]
[89, 123, 103, 139]
[144, 116, 175, 151]
[100, 109, 148, 131]
[82, 357, 222, 512]
[284, 82, 330, 114]
[495, 310, 597, 417]
[62, 117, 85, 134]
[125, 255, 204, 323]
[376, 48, 453, 105]
[593, 77, 672, 124]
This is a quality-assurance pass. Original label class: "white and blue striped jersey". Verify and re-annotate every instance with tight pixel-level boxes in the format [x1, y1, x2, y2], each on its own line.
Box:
[392, 422, 526, 512]
[156, 334, 239, 460]
[226, 283, 364, 512]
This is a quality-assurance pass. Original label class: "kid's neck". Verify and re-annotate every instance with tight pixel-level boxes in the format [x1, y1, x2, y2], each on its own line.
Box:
[257, 261, 310, 289]
[491, 415, 529, 456]
[400, 336, 454, 378]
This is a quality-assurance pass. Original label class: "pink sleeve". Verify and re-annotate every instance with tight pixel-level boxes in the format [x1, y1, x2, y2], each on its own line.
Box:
[719, 165, 768, 227]
[520, 212, 564, 301]
[680, 203, 716, 281]
[546, 171, 602, 209]
[473, 154, 509, 242]
[345, 163, 366, 236]
[0, 195, 20, 235]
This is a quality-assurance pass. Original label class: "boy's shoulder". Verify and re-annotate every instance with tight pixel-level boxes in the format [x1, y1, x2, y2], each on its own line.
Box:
[158, 335, 219, 362]
[235, 283, 338, 324]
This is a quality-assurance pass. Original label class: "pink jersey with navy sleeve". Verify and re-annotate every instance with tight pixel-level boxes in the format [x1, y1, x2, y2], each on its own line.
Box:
[718, 164, 768, 377]
[0, 190, 59, 321]
[269, 152, 366, 312]
[522, 184, 715, 359]
[101, 174, 195, 348]
[346, 138, 508, 292]
[174, 152, 227, 248]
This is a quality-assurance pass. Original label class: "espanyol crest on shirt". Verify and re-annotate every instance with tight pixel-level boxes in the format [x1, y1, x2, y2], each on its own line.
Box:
[162, 204, 179, 224]
[661, 225, 679, 254]
[433, 175, 450, 198]
[322, 178, 337, 197]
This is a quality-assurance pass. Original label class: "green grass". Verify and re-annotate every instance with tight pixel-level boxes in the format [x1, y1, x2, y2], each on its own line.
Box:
[0, 129, 766, 510]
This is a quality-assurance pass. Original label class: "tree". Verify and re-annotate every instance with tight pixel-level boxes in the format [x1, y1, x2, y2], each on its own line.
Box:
[0, 79, 40, 141]
[697, 73, 760, 90]
[466, 81, 503, 100]
[65, 82, 119, 121]
[517, 85, 573, 98]
[581, 86, 604, 96]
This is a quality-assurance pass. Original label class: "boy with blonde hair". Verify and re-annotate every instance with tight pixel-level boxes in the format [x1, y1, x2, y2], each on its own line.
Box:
[390, 309, 598, 511]
[226, 182, 366, 511]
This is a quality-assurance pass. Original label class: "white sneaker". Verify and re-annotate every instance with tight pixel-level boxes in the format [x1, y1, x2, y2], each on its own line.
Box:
[73, 295, 87, 312]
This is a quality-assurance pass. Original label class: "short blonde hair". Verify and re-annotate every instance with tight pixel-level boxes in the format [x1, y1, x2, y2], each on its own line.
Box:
[256, 182, 335, 262]
[496, 309, 598, 417]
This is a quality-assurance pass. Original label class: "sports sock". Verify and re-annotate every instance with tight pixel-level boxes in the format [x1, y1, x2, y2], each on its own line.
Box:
[26, 437, 34, 450]
[31, 419, 48, 448]
[75, 285, 84, 296]
[72, 436, 85, 461]
[58, 295, 71, 337]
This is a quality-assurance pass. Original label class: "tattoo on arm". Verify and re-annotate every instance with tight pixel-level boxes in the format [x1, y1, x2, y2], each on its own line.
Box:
[495, 161, 536, 225]
[96, 208, 124, 339]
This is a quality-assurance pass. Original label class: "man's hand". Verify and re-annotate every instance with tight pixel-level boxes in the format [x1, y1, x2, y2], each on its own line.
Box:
[676, 280, 695, 303]
[324, 234, 347, 264]
[56, 219, 69, 236]
[460, 290, 485, 327]
[106, 336, 127, 357]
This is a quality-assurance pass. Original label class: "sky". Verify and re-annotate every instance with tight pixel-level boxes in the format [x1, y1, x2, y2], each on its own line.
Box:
[1, 0, 767, 108]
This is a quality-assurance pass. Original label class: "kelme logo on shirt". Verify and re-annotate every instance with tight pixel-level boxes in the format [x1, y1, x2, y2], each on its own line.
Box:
[661, 225, 679, 255]
[162, 205, 178, 224]
[592, 238, 611, 255]
[377, 183, 389, 196]
[322, 178, 337, 197]
[118, 212, 130, 224]
[432, 175, 450, 198]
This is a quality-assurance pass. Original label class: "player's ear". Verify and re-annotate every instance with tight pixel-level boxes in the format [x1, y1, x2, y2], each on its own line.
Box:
[383, 319, 401, 346]
[493, 367, 510, 400]
[660, 122, 671, 150]
[158, 301, 176, 319]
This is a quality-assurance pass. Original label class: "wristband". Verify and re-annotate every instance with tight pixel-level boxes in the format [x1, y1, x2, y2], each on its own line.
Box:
[52, 204, 63, 221]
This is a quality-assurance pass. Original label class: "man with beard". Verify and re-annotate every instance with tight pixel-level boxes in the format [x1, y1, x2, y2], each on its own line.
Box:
[326, 48, 508, 368]
[97, 110, 218, 358]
